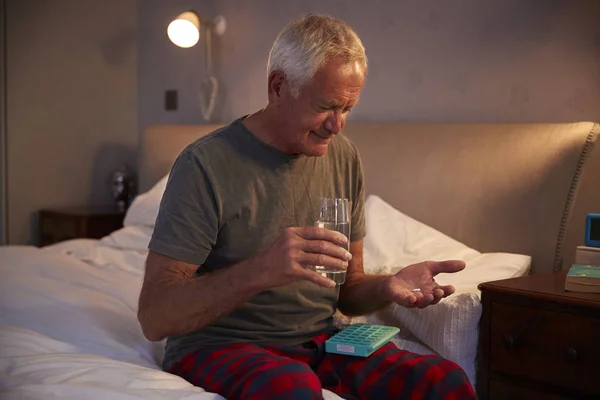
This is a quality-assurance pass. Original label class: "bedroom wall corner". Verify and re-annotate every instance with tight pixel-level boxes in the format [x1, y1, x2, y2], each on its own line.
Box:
[0, 0, 7, 245]
[6, 0, 138, 245]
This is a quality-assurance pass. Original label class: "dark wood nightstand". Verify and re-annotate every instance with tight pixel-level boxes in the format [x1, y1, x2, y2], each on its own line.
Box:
[39, 206, 126, 246]
[477, 271, 600, 400]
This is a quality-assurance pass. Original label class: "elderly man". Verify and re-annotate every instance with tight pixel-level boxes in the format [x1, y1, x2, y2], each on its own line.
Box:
[138, 13, 477, 400]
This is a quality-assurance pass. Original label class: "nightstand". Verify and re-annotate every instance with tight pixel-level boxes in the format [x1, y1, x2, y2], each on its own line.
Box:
[39, 206, 126, 246]
[477, 271, 600, 400]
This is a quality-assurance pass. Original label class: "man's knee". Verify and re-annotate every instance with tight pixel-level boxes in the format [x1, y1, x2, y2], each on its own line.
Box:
[246, 358, 323, 400]
[410, 356, 476, 400]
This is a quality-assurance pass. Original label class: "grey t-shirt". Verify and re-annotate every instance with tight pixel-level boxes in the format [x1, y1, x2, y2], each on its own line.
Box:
[149, 118, 366, 370]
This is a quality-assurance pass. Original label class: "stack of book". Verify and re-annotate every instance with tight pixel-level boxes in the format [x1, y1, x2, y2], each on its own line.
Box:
[565, 264, 600, 293]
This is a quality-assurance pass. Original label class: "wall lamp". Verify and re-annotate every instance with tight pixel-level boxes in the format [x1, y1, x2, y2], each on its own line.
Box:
[167, 11, 226, 121]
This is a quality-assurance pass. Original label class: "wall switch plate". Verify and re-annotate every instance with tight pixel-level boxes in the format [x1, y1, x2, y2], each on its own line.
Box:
[165, 90, 177, 111]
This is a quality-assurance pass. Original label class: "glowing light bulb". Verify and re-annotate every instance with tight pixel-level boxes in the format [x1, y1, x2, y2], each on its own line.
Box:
[167, 12, 200, 48]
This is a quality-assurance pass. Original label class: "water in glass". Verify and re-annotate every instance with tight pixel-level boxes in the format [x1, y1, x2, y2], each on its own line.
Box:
[314, 198, 351, 285]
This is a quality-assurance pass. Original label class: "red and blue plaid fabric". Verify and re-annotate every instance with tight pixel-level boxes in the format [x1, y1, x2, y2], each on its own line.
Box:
[169, 333, 477, 400]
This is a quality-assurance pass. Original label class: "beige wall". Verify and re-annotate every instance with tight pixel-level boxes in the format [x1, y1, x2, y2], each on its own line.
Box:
[1, 0, 7, 245]
[5, 0, 600, 244]
[6, 0, 137, 244]
[139, 0, 600, 128]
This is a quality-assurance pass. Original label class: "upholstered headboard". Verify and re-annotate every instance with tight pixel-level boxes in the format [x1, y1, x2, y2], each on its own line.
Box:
[139, 122, 599, 275]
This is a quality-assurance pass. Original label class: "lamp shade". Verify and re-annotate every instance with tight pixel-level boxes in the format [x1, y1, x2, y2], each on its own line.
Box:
[167, 11, 200, 48]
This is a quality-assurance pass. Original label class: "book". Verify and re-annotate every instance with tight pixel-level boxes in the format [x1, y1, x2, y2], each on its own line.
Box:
[575, 246, 600, 266]
[565, 264, 600, 293]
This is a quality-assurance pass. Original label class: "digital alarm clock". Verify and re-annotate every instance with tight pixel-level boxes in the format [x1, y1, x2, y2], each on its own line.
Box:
[585, 213, 600, 248]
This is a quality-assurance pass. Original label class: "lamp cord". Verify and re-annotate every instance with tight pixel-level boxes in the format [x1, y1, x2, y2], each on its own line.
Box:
[200, 25, 218, 121]
[204, 27, 212, 75]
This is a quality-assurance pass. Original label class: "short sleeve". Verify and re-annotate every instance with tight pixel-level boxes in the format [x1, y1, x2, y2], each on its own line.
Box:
[350, 145, 366, 242]
[148, 151, 219, 266]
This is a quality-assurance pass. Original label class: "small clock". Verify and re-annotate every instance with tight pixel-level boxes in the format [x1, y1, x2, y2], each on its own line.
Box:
[585, 213, 600, 248]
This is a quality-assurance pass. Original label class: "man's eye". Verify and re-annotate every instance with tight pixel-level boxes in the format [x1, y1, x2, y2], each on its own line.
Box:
[343, 108, 352, 114]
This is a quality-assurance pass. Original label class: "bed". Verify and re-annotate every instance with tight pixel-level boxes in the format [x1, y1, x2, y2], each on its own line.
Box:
[1, 121, 598, 399]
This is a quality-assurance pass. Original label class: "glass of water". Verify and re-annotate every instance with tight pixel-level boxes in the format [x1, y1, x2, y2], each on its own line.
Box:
[314, 197, 351, 285]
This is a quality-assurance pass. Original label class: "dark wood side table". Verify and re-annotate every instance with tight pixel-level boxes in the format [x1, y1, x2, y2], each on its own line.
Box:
[477, 271, 600, 400]
[39, 206, 126, 246]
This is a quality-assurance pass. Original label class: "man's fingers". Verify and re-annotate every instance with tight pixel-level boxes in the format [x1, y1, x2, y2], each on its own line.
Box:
[387, 283, 439, 309]
[388, 287, 419, 308]
[298, 268, 337, 289]
[301, 240, 352, 261]
[438, 284, 456, 297]
[299, 253, 348, 270]
[414, 293, 435, 308]
[295, 226, 348, 246]
[428, 260, 466, 275]
[427, 288, 445, 306]
[432, 288, 445, 300]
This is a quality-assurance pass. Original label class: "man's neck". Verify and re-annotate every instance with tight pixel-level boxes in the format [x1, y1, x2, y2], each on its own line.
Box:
[242, 107, 295, 154]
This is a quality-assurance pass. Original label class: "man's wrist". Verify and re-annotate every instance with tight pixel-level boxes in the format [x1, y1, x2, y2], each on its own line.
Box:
[229, 255, 270, 296]
[371, 274, 393, 303]
[339, 273, 393, 316]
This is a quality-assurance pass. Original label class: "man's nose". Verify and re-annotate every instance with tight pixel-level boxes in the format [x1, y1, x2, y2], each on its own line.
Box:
[324, 111, 343, 135]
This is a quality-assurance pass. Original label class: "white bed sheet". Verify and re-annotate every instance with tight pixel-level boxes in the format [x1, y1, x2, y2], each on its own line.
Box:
[0, 226, 484, 399]
[0, 229, 347, 400]
[1, 225, 493, 400]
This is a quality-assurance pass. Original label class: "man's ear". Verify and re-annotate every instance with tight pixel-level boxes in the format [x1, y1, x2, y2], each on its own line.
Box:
[267, 70, 286, 106]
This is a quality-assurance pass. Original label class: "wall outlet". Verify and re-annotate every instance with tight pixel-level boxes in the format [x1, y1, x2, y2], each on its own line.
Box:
[165, 89, 177, 111]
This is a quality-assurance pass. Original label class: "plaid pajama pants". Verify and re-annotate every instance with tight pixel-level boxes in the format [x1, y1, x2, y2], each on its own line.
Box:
[169, 332, 477, 400]
[169, 333, 476, 400]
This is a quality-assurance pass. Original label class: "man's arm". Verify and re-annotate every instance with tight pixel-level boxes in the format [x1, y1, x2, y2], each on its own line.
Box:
[337, 241, 391, 316]
[138, 227, 351, 341]
[338, 240, 466, 316]
[138, 251, 265, 341]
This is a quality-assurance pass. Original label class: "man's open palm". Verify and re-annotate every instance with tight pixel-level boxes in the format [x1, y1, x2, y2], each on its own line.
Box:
[381, 260, 466, 308]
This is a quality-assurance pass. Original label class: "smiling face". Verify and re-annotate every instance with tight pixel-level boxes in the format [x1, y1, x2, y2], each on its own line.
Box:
[268, 58, 366, 157]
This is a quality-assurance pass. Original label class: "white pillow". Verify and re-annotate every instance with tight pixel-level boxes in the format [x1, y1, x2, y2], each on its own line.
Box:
[433, 252, 532, 296]
[360, 194, 531, 387]
[367, 294, 482, 386]
[363, 195, 481, 274]
[363, 195, 531, 291]
[123, 175, 168, 228]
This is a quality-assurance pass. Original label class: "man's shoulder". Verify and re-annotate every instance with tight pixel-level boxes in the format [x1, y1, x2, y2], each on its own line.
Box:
[183, 119, 244, 158]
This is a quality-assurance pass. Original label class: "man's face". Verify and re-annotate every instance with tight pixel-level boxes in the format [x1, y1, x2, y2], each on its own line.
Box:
[276, 58, 365, 157]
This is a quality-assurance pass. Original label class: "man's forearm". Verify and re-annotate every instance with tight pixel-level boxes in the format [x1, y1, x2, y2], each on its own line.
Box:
[139, 256, 265, 341]
[337, 272, 392, 316]
[337, 240, 392, 316]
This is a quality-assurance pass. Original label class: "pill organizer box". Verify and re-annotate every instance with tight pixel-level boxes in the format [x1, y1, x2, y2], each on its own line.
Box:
[325, 323, 400, 357]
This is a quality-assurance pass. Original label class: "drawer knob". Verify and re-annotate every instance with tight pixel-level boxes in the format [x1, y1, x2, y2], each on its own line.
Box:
[566, 347, 578, 362]
[503, 335, 515, 349]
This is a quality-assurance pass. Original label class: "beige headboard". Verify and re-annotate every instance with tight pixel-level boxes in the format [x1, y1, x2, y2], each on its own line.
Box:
[139, 122, 599, 275]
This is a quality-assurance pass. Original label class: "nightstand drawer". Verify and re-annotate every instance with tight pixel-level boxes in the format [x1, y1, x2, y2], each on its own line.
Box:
[39, 207, 125, 246]
[489, 379, 570, 400]
[490, 302, 600, 393]
[40, 214, 80, 244]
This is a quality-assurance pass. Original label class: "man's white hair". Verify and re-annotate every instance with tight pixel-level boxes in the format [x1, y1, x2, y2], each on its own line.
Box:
[267, 14, 368, 97]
